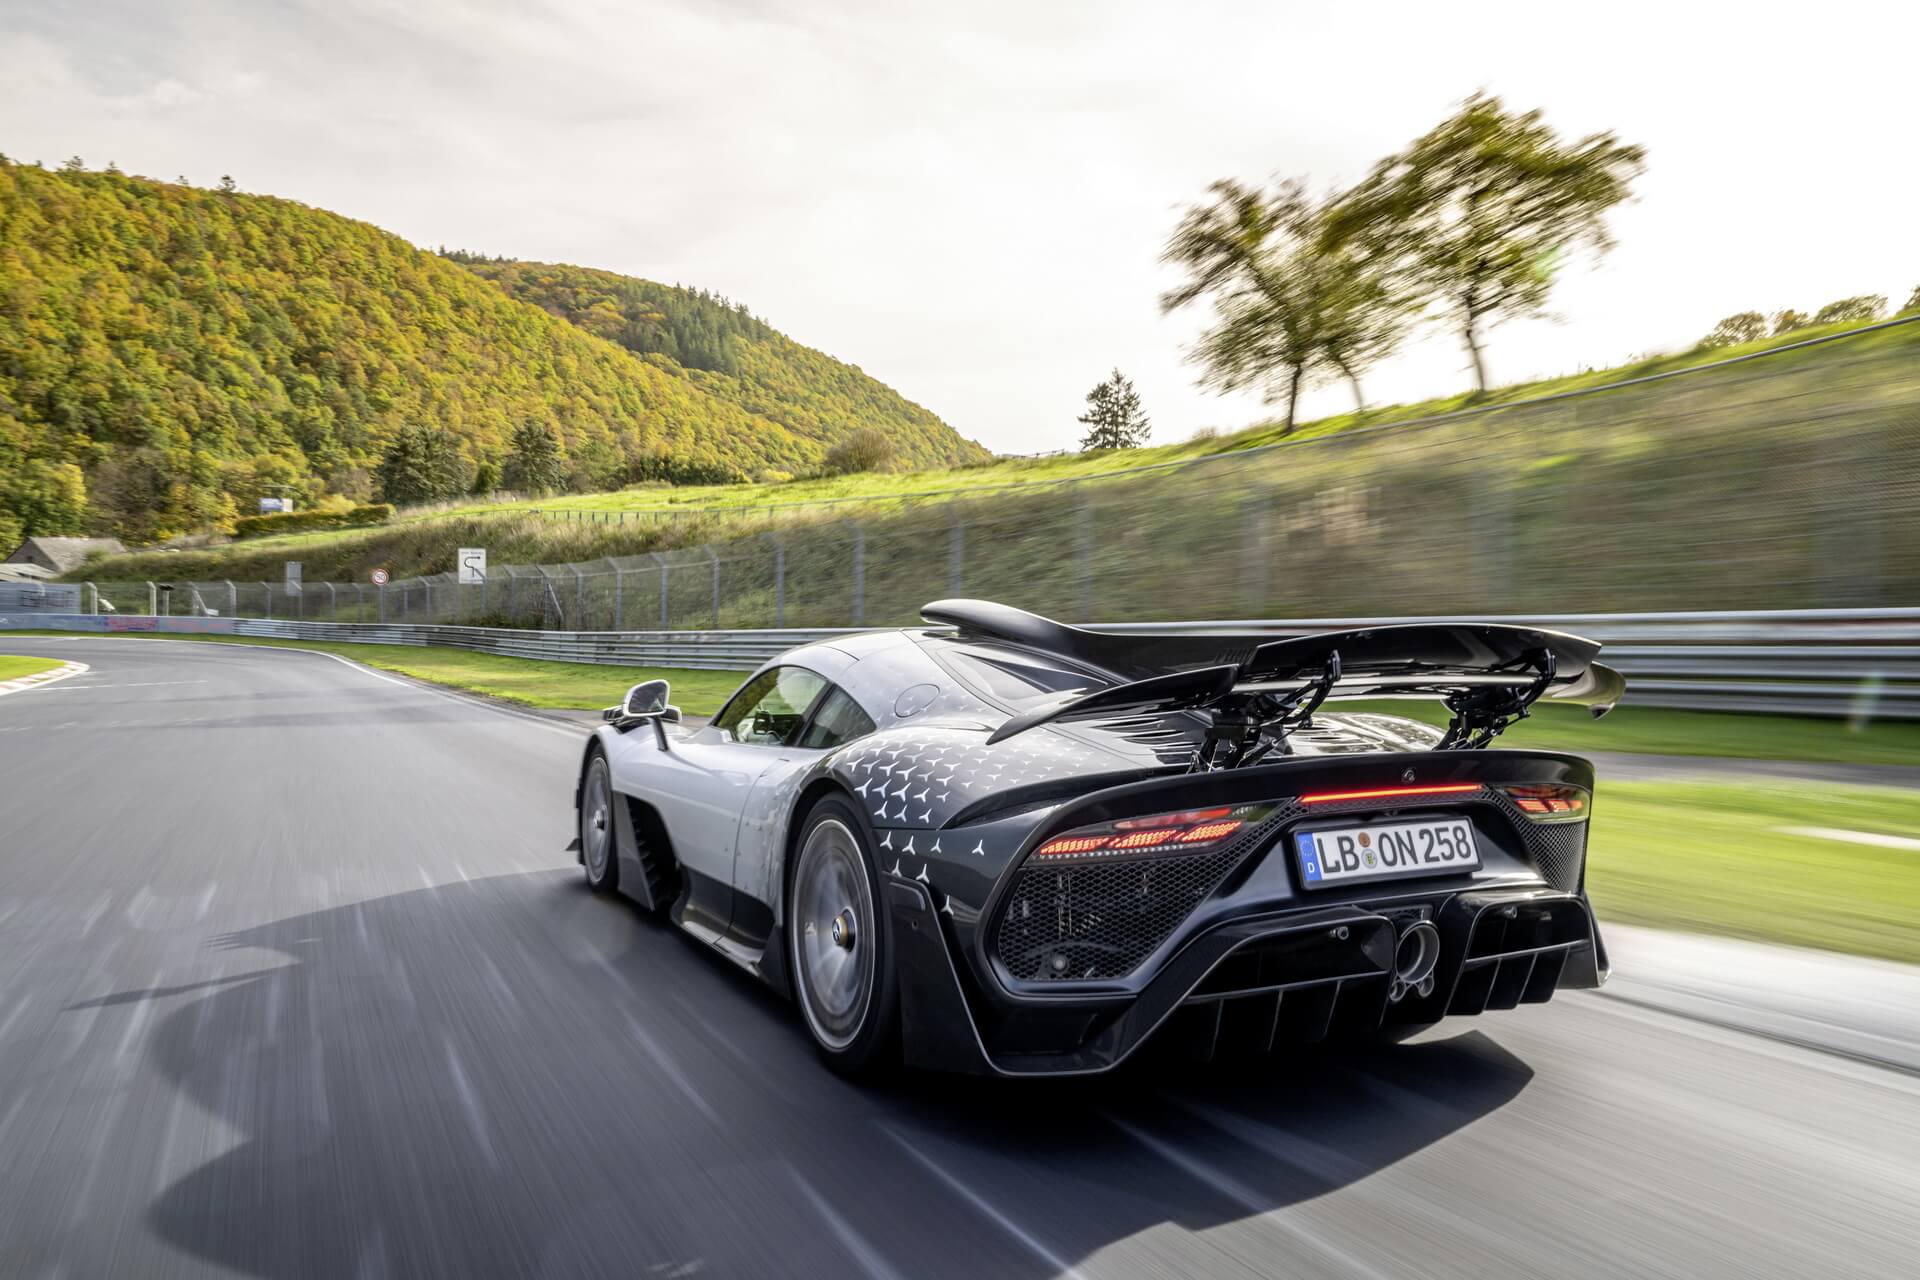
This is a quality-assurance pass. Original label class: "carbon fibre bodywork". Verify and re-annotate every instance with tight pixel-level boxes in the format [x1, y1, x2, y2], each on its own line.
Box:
[578, 607, 1614, 1075]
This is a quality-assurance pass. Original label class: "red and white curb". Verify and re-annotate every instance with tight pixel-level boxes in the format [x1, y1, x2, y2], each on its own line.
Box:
[0, 660, 90, 697]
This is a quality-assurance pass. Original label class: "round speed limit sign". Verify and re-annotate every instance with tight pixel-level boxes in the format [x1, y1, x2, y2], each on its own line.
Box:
[371, 568, 390, 586]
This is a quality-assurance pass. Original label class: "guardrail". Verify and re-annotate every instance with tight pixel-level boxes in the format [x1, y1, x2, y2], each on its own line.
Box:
[228, 619, 859, 672]
[8, 608, 1905, 719]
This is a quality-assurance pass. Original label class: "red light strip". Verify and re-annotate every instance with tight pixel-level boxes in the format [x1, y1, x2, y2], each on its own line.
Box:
[1299, 783, 1482, 805]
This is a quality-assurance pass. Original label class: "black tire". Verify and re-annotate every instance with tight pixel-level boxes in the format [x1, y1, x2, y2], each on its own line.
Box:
[579, 749, 620, 895]
[787, 795, 900, 1075]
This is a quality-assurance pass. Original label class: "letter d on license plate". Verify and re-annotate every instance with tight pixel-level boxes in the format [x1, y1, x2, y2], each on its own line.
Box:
[1295, 818, 1480, 888]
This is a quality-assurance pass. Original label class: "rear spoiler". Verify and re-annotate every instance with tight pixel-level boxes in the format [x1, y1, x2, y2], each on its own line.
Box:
[955, 611, 1624, 751]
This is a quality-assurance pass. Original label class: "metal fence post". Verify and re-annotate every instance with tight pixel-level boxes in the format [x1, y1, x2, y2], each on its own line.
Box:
[573, 569, 585, 629]
[146, 580, 156, 616]
[227, 580, 236, 618]
[423, 580, 432, 620]
[84, 581, 96, 614]
[657, 554, 670, 630]
[325, 582, 337, 620]
[770, 534, 786, 628]
[378, 584, 387, 623]
[607, 559, 624, 631]
[948, 506, 965, 594]
[1073, 491, 1093, 622]
[705, 546, 720, 629]
[263, 582, 271, 620]
[850, 522, 865, 627]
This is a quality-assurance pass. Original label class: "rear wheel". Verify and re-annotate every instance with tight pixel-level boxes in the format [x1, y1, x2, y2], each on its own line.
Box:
[580, 750, 619, 895]
[789, 797, 898, 1074]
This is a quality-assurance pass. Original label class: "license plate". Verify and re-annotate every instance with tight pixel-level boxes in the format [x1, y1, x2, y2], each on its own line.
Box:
[1294, 817, 1480, 888]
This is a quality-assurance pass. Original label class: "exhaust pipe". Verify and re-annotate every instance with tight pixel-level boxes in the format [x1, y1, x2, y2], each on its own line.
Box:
[1388, 920, 1440, 1002]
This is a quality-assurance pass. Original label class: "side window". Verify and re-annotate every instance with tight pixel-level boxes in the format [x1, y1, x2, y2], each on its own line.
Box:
[713, 666, 827, 746]
[797, 687, 877, 750]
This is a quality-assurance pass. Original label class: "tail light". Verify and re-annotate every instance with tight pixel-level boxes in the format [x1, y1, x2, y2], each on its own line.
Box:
[1498, 783, 1590, 823]
[1030, 804, 1275, 865]
[1300, 783, 1481, 805]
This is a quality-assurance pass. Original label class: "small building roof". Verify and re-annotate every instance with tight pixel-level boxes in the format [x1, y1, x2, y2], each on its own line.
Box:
[3, 536, 128, 574]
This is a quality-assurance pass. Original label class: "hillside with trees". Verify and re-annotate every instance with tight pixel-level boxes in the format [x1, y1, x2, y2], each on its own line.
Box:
[455, 259, 979, 478]
[0, 161, 984, 546]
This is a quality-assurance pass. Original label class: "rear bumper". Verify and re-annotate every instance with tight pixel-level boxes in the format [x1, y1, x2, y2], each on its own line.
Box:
[888, 877, 1604, 1077]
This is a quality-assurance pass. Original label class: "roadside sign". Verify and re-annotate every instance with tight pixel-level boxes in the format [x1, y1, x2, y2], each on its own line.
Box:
[457, 547, 487, 585]
[284, 561, 302, 593]
[259, 496, 293, 514]
[371, 568, 390, 586]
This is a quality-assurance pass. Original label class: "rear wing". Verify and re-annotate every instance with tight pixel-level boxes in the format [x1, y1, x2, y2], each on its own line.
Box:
[927, 603, 1624, 758]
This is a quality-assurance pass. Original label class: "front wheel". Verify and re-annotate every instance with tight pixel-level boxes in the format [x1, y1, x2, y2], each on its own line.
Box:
[580, 750, 619, 895]
[788, 797, 899, 1074]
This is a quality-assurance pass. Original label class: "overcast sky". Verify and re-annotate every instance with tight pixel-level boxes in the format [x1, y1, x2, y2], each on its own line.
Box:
[3, 0, 1915, 453]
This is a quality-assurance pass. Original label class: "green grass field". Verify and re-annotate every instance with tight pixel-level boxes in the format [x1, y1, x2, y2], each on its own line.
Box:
[0, 654, 65, 681]
[1347, 700, 1920, 766]
[1588, 780, 1920, 963]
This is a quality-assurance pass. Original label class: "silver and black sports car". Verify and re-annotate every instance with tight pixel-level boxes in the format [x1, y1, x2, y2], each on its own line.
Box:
[573, 599, 1625, 1076]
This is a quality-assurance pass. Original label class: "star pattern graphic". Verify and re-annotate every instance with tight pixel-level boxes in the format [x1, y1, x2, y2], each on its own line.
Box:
[842, 721, 1112, 854]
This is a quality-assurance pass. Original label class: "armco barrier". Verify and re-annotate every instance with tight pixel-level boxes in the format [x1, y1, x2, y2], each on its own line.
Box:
[8, 609, 1915, 719]
[229, 619, 856, 671]
[0, 613, 236, 635]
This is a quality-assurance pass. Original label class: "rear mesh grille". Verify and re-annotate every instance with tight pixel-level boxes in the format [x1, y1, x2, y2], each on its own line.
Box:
[1483, 792, 1588, 891]
[994, 815, 1284, 982]
[991, 783, 1589, 983]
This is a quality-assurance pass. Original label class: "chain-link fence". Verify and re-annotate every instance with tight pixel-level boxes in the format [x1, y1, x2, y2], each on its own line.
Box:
[79, 326, 1920, 631]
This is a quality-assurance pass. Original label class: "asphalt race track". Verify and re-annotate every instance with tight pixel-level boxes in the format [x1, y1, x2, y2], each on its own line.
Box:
[2, 637, 1917, 1279]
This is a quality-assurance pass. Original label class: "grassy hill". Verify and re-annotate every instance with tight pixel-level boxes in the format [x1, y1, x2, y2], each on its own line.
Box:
[0, 161, 984, 547]
[71, 312, 1920, 588]
[457, 260, 975, 473]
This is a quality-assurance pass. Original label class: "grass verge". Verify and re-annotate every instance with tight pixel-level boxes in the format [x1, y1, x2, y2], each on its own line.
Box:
[1588, 780, 1920, 964]
[1345, 700, 1920, 767]
[0, 654, 65, 681]
[6, 632, 740, 714]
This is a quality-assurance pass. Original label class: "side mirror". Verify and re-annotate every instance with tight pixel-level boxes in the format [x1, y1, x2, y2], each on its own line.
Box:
[602, 680, 680, 746]
[623, 679, 671, 717]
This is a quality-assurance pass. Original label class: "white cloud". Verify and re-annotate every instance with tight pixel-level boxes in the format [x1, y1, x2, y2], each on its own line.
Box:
[1, 0, 1915, 452]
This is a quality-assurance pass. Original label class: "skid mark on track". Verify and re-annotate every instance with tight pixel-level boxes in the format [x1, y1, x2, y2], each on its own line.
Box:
[879, 1125, 1089, 1280]
[78, 892, 112, 938]
[1170, 1095, 1521, 1264]
[785, 1160, 908, 1280]
[1102, 1110, 1392, 1280]
[443, 1037, 498, 1169]
[0, 991, 37, 1042]
[621, 1012, 720, 1126]
[111, 967, 164, 1068]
